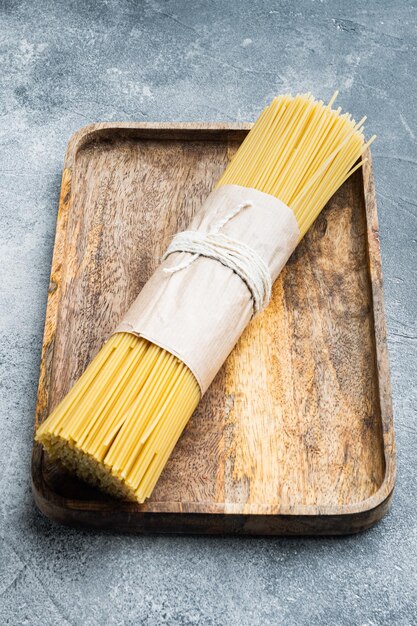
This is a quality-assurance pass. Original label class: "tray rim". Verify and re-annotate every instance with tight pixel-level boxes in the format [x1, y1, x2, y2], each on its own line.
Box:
[32, 122, 396, 533]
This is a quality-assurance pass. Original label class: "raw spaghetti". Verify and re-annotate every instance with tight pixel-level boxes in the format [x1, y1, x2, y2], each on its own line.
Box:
[36, 92, 374, 503]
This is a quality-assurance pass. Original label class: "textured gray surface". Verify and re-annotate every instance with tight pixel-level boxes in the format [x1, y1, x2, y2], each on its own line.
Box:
[0, 0, 416, 624]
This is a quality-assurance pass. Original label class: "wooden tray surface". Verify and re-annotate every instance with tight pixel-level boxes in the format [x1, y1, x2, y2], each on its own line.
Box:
[32, 123, 395, 535]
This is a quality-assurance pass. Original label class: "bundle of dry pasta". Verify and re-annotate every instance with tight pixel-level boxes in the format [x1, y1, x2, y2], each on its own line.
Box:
[36, 92, 374, 503]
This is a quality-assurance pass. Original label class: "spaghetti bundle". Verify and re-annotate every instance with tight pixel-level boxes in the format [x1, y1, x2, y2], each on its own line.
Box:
[36, 92, 374, 503]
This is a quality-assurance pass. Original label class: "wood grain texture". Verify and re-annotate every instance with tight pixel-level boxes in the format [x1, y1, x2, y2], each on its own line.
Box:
[32, 123, 395, 534]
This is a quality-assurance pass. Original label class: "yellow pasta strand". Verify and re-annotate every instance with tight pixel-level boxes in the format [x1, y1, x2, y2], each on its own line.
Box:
[36, 92, 372, 503]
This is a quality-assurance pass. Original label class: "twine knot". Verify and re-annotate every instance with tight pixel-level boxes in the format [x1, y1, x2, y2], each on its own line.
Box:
[162, 202, 272, 315]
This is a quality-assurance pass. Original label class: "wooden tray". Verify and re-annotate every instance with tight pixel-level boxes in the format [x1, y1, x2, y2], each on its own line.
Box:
[32, 123, 395, 535]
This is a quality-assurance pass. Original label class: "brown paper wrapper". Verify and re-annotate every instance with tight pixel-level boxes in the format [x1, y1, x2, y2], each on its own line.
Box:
[114, 185, 300, 394]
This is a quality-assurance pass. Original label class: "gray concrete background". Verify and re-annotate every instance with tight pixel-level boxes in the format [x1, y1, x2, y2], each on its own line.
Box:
[0, 1, 416, 624]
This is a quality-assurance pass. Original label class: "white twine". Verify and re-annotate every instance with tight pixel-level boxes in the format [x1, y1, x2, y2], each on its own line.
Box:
[162, 202, 272, 315]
